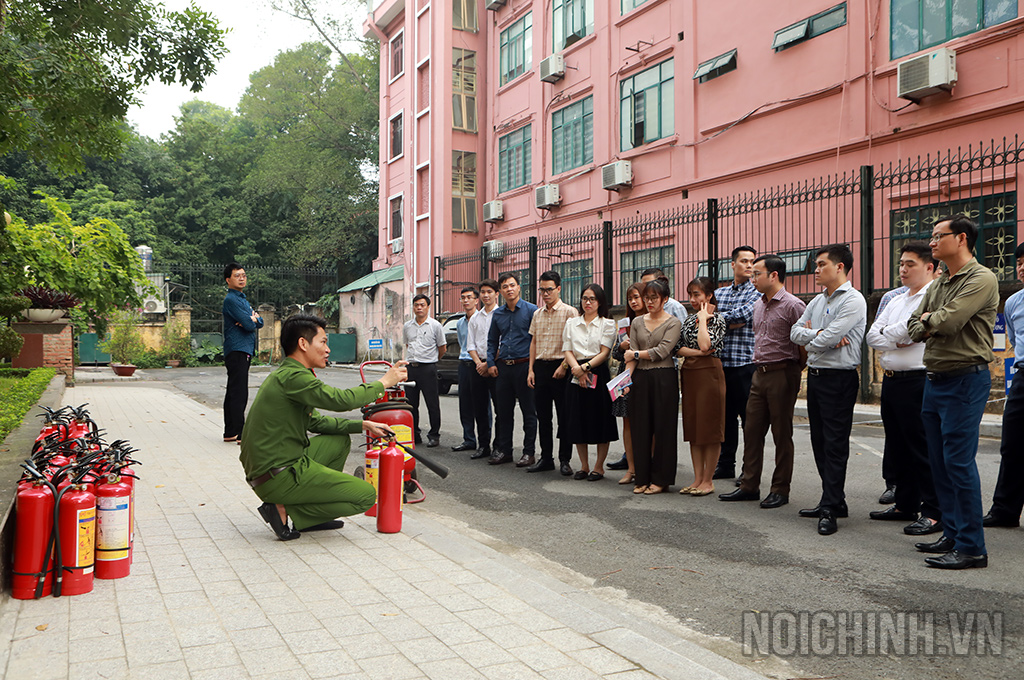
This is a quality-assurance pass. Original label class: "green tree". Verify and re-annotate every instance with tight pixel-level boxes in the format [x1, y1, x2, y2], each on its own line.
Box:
[0, 0, 226, 174]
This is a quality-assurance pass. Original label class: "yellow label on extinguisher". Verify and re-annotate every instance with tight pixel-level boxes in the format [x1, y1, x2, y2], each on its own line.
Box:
[390, 424, 413, 447]
[76, 508, 96, 572]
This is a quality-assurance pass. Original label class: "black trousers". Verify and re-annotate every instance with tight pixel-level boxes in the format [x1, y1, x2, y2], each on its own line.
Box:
[881, 373, 941, 519]
[806, 369, 859, 511]
[720, 364, 755, 470]
[495, 362, 536, 456]
[990, 371, 1024, 520]
[533, 359, 573, 463]
[457, 360, 484, 447]
[628, 367, 679, 488]
[223, 351, 251, 439]
[406, 363, 441, 440]
[470, 366, 497, 449]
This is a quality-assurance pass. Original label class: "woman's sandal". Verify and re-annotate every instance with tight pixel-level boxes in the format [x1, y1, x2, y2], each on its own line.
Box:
[633, 485, 648, 494]
[679, 486, 695, 495]
[644, 485, 667, 495]
[618, 473, 635, 485]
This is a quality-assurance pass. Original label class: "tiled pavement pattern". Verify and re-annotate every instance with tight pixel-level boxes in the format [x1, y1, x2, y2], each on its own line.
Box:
[0, 383, 771, 680]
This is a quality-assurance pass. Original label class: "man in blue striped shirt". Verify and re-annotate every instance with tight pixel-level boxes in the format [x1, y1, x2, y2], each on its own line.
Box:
[222, 263, 264, 443]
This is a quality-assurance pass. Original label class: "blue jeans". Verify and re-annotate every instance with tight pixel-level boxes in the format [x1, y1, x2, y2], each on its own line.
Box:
[921, 369, 990, 556]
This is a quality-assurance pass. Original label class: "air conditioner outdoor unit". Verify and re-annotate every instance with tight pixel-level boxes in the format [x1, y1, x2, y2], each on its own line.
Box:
[391, 237, 404, 254]
[897, 48, 957, 102]
[484, 239, 505, 261]
[485, 0, 506, 9]
[539, 54, 565, 83]
[482, 200, 504, 222]
[535, 184, 561, 209]
[602, 160, 633, 191]
[142, 296, 167, 314]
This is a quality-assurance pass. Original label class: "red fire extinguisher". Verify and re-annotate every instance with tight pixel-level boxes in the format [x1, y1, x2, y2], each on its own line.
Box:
[95, 474, 132, 579]
[56, 484, 96, 596]
[12, 481, 55, 600]
[376, 440, 405, 534]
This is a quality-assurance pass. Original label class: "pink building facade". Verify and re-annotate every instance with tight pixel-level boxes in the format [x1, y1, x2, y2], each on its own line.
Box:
[363, 0, 1023, 339]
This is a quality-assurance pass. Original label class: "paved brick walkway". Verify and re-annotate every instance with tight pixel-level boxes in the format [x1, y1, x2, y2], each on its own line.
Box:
[0, 383, 771, 680]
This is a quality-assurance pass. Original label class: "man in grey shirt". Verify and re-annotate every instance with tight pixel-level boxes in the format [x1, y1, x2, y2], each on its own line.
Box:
[403, 294, 447, 447]
[791, 244, 867, 536]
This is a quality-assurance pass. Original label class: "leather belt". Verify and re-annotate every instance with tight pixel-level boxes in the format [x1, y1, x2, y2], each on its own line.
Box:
[247, 466, 290, 488]
[926, 364, 986, 381]
[755, 361, 796, 374]
[407, 362, 436, 368]
[807, 367, 857, 377]
[501, 357, 529, 365]
[883, 369, 926, 378]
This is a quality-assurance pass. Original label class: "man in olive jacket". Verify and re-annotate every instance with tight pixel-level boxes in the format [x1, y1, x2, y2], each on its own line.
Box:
[240, 314, 407, 540]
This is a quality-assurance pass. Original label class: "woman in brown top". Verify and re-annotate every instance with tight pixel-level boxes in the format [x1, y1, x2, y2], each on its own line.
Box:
[625, 279, 682, 495]
[675, 277, 727, 496]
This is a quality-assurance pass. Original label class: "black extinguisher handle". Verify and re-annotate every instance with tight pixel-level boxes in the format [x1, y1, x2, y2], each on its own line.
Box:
[393, 441, 450, 479]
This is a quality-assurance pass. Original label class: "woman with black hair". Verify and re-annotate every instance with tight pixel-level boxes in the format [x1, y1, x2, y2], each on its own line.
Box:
[562, 284, 619, 480]
[625, 278, 682, 494]
[610, 282, 647, 485]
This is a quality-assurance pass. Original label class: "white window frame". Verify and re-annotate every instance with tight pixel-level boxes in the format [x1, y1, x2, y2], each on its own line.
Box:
[389, 30, 405, 82]
[388, 192, 404, 242]
[388, 110, 404, 162]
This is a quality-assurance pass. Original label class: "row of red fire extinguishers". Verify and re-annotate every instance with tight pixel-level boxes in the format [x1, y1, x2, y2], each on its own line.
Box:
[12, 405, 139, 600]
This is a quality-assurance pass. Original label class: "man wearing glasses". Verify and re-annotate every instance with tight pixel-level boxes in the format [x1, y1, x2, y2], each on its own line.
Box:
[527, 271, 578, 474]
[908, 216, 999, 569]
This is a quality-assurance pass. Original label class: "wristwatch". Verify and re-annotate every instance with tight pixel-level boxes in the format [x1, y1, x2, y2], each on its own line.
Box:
[632, 351, 640, 361]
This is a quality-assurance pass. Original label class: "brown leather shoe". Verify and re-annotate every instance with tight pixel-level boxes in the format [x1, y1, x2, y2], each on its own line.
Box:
[515, 454, 535, 468]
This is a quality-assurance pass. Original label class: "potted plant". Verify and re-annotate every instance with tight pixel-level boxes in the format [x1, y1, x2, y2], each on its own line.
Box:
[99, 308, 146, 376]
[18, 286, 81, 322]
[161, 317, 192, 368]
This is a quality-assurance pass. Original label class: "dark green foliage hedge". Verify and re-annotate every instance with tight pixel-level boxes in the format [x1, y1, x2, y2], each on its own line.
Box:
[0, 367, 57, 441]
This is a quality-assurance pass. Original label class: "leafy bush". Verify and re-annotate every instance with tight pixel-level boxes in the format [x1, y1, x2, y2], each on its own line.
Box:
[17, 286, 81, 309]
[193, 339, 223, 364]
[0, 367, 57, 441]
[162, 317, 192, 361]
[99, 308, 146, 365]
[134, 350, 167, 369]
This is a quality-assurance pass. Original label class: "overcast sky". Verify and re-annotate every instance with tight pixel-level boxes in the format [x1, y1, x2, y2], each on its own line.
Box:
[128, 0, 367, 139]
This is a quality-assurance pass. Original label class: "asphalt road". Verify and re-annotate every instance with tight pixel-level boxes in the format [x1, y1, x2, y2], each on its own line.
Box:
[142, 365, 1019, 680]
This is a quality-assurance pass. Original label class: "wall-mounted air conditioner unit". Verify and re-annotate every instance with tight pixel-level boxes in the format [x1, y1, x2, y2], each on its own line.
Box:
[539, 54, 565, 83]
[535, 184, 561, 209]
[484, 240, 505, 261]
[485, 0, 506, 10]
[482, 200, 504, 222]
[391, 237, 404, 254]
[142, 296, 167, 314]
[897, 48, 957, 102]
[602, 160, 633, 191]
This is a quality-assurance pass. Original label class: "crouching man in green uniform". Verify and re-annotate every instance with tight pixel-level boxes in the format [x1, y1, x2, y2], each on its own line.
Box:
[240, 314, 408, 540]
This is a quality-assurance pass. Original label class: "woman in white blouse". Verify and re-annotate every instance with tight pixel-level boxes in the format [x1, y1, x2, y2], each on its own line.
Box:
[562, 284, 619, 480]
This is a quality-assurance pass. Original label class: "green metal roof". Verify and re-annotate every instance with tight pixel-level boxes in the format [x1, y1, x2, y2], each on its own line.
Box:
[337, 265, 404, 293]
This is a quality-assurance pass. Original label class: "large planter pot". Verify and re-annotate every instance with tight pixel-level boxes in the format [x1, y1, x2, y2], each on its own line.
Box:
[21, 308, 65, 322]
[111, 364, 138, 377]
[166, 360, 182, 368]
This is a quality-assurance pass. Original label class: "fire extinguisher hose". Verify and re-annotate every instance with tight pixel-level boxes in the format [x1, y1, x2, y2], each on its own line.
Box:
[392, 441, 450, 479]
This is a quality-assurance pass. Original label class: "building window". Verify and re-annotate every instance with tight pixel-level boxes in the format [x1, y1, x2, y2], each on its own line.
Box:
[620, 59, 674, 151]
[452, 151, 478, 233]
[890, 191, 1017, 282]
[693, 49, 738, 83]
[498, 125, 532, 193]
[772, 3, 847, 51]
[389, 113, 403, 160]
[390, 32, 404, 79]
[452, 49, 477, 132]
[500, 13, 533, 85]
[620, 246, 674, 303]
[553, 0, 594, 51]
[552, 96, 593, 175]
[891, 0, 1017, 59]
[454, 0, 478, 32]
[621, 0, 650, 14]
[552, 258, 592, 305]
[390, 196, 403, 240]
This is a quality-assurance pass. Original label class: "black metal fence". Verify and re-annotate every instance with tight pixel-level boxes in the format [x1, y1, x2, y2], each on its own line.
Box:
[146, 263, 338, 334]
[435, 136, 1021, 312]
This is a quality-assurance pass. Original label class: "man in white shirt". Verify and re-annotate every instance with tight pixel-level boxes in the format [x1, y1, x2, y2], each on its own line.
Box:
[866, 242, 942, 536]
[402, 294, 446, 447]
[466, 279, 500, 459]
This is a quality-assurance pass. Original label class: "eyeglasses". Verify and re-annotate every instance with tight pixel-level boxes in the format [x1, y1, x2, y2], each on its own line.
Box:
[581, 296, 597, 303]
[929, 231, 957, 243]
[539, 287, 557, 294]
[643, 296, 662, 303]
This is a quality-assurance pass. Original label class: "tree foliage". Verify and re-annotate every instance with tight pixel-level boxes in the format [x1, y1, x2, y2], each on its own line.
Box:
[0, 0, 226, 174]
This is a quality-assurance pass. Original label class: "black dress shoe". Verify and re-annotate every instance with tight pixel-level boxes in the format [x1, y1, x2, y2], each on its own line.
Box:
[760, 493, 789, 509]
[925, 550, 987, 569]
[560, 462, 573, 476]
[301, 519, 346, 532]
[799, 504, 849, 518]
[719, 488, 759, 502]
[258, 503, 300, 541]
[878, 485, 896, 505]
[515, 454, 535, 468]
[426, 436, 440, 448]
[526, 459, 555, 473]
[904, 517, 943, 536]
[711, 466, 735, 480]
[470, 447, 491, 460]
[982, 512, 1020, 528]
[488, 451, 513, 465]
[915, 536, 955, 553]
[818, 510, 837, 535]
[606, 456, 628, 470]
[451, 442, 476, 452]
[869, 506, 918, 521]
